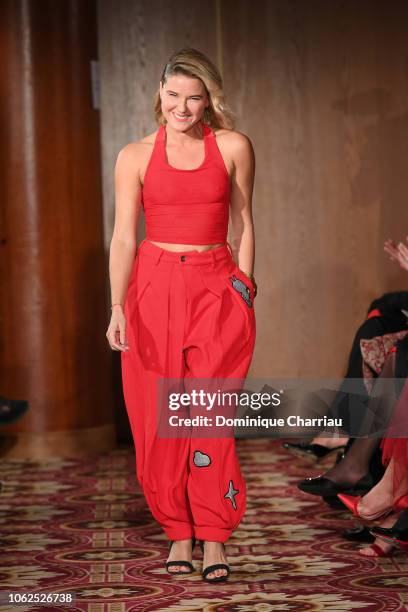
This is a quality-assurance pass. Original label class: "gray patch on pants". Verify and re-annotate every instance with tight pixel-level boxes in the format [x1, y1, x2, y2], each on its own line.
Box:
[193, 450, 211, 467]
[229, 275, 252, 308]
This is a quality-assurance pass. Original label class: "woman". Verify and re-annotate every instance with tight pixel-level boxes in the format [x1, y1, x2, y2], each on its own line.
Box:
[106, 48, 257, 583]
[297, 236, 408, 500]
[306, 236, 408, 557]
[286, 237, 408, 462]
[337, 343, 408, 557]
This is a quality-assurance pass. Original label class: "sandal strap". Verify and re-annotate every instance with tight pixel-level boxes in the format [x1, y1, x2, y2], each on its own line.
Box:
[166, 538, 196, 573]
[169, 536, 197, 548]
[169, 537, 196, 550]
[166, 560, 194, 571]
[369, 543, 393, 557]
[202, 563, 230, 578]
[199, 542, 230, 581]
[199, 540, 226, 551]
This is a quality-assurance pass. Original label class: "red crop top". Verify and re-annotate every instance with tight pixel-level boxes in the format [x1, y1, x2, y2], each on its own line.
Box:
[141, 121, 231, 244]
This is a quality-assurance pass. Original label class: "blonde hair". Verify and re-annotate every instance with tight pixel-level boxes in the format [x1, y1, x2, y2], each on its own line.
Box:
[154, 47, 235, 130]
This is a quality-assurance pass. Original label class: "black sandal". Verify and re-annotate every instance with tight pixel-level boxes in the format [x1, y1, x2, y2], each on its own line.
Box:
[199, 540, 231, 582]
[165, 537, 196, 575]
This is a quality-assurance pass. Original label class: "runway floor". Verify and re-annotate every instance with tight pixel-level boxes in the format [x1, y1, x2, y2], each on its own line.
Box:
[0, 439, 407, 611]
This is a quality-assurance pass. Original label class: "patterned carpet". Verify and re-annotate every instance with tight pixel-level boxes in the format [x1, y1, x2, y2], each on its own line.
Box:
[0, 439, 407, 611]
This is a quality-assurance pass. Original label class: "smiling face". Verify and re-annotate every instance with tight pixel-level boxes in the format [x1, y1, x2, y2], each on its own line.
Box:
[159, 74, 209, 130]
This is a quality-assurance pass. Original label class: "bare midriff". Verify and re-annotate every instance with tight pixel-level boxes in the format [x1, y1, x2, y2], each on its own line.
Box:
[148, 240, 224, 253]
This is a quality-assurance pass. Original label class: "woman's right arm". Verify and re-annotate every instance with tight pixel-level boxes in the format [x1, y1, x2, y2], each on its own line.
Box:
[106, 143, 143, 352]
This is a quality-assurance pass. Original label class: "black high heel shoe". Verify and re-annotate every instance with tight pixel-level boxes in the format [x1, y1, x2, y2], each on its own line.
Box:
[199, 540, 231, 583]
[282, 442, 346, 461]
[165, 537, 196, 575]
[297, 473, 374, 497]
[370, 509, 408, 550]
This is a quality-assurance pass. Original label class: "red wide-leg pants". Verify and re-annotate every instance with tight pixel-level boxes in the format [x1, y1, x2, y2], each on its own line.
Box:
[121, 238, 256, 542]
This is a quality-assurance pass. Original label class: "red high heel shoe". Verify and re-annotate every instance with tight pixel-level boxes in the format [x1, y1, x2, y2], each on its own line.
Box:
[358, 542, 395, 557]
[337, 492, 408, 522]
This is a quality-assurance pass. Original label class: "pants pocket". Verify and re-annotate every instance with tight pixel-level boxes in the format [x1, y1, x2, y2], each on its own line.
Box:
[228, 263, 255, 308]
[212, 260, 254, 345]
[129, 257, 156, 363]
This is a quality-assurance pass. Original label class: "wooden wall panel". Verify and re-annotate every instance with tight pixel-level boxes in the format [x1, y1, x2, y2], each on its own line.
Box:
[221, 0, 408, 376]
[98, 0, 408, 382]
[0, 0, 114, 446]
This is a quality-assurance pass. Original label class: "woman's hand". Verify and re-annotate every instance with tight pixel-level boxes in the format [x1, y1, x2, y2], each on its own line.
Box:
[106, 305, 130, 351]
[384, 236, 408, 272]
[241, 269, 257, 299]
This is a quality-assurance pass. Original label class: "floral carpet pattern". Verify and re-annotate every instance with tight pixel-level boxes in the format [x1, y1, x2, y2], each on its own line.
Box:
[0, 439, 407, 611]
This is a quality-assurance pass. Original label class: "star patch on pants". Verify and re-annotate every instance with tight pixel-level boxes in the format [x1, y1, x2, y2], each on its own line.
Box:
[229, 275, 253, 308]
[224, 479, 239, 509]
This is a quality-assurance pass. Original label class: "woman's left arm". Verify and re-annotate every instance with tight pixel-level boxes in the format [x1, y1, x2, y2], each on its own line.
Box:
[229, 132, 256, 291]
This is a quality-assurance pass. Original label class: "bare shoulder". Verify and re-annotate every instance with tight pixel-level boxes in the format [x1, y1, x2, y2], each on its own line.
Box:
[117, 129, 158, 162]
[115, 128, 160, 180]
[213, 128, 254, 176]
[213, 128, 254, 157]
